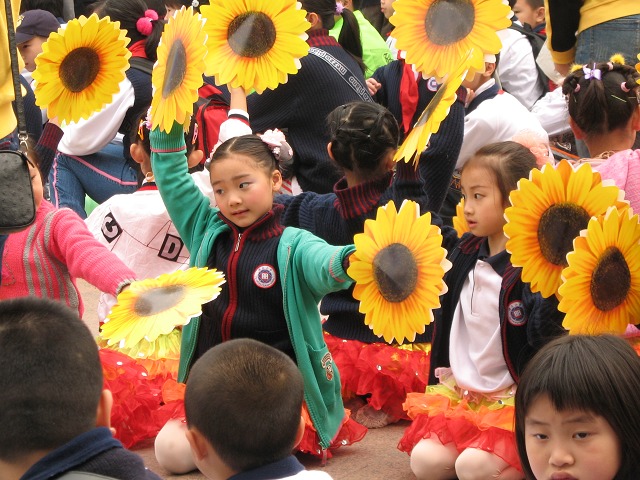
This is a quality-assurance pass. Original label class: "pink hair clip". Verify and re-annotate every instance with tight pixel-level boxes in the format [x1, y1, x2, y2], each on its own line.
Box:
[621, 81, 632, 93]
[136, 9, 158, 36]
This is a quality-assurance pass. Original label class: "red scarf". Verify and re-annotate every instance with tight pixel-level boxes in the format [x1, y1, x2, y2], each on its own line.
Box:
[399, 58, 419, 134]
[129, 40, 147, 58]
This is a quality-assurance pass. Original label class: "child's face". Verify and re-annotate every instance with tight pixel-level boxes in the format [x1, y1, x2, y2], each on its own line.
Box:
[513, 0, 544, 29]
[380, 0, 396, 19]
[165, 4, 178, 19]
[460, 164, 506, 243]
[209, 154, 282, 228]
[18, 36, 47, 72]
[28, 162, 43, 209]
[524, 394, 621, 480]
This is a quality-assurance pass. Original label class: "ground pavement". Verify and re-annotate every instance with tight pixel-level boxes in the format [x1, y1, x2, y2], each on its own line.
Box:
[78, 280, 416, 480]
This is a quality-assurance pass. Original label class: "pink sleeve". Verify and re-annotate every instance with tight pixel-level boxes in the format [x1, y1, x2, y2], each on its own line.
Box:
[48, 209, 137, 295]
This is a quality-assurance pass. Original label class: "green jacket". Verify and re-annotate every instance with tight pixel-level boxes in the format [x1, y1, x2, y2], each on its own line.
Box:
[150, 124, 355, 449]
[329, 10, 393, 78]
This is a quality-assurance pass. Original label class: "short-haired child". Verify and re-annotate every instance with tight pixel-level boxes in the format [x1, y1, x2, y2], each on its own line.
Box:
[150, 117, 365, 473]
[0, 297, 162, 480]
[515, 334, 640, 480]
[512, 0, 545, 33]
[185, 338, 333, 480]
[399, 141, 566, 480]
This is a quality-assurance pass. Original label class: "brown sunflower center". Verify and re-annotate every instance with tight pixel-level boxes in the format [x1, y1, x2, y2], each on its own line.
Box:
[59, 47, 100, 93]
[133, 285, 187, 316]
[590, 247, 631, 311]
[227, 12, 276, 58]
[424, 0, 475, 46]
[538, 203, 591, 266]
[372, 243, 418, 303]
[162, 39, 187, 98]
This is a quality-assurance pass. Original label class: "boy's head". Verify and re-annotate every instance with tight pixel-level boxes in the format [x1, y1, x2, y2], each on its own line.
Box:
[380, 0, 396, 19]
[462, 56, 497, 92]
[185, 339, 305, 478]
[16, 10, 60, 72]
[513, 0, 545, 30]
[0, 298, 111, 463]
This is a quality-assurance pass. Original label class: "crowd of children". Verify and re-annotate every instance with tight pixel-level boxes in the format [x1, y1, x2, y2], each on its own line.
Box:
[2, 0, 640, 479]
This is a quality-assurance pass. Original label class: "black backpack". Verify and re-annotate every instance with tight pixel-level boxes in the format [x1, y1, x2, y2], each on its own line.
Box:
[509, 20, 550, 96]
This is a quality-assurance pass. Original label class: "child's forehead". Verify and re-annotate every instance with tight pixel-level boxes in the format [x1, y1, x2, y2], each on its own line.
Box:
[209, 153, 267, 179]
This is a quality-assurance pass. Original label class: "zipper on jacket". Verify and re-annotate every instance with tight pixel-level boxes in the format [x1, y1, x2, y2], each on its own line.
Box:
[234, 233, 242, 252]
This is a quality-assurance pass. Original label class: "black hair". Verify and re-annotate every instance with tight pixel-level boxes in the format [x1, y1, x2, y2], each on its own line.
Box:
[130, 112, 199, 157]
[327, 101, 399, 181]
[20, 0, 63, 17]
[515, 334, 640, 479]
[0, 298, 103, 461]
[97, 0, 164, 62]
[301, 0, 365, 73]
[462, 141, 537, 204]
[211, 134, 279, 174]
[562, 59, 640, 137]
[165, 0, 209, 12]
[524, 0, 544, 9]
[185, 338, 305, 472]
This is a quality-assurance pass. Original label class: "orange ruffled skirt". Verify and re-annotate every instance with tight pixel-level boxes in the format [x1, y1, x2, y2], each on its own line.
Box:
[398, 368, 521, 472]
[324, 332, 431, 420]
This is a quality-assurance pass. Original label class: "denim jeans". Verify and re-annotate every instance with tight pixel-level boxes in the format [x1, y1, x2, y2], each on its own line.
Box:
[575, 14, 640, 66]
[49, 149, 138, 219]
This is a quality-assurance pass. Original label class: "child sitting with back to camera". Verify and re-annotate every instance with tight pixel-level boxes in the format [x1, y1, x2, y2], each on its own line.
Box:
[399, 141, 566, 480]
[184, 338, 334, 480]
[150, 114, 366, 473]
[515, 334, 640, 480]
[562, 56, 640, 211]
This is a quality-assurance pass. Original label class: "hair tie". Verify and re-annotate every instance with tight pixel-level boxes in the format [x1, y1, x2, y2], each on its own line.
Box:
[606, 62, 614, 71]
[136, 9, 158, 36]
[621, 81, 632, 93]
[574, 83, 581, 93]
[192, 0, 199, 7]
[583, 64, 602, 81]
[335, 2, 344, 14]
[258, 129, 293, 163]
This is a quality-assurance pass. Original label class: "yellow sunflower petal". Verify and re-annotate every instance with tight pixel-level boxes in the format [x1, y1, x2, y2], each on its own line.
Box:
[558, 207, 640, 334]
[100, 267, 225, 347]
[350, 199, 450, 344]
[200, 0, 310, 94]
[33, 14, 131, 123]
[453, 197, 469, 236]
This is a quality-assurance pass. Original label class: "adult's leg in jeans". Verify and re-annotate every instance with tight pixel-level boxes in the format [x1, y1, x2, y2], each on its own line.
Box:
[75, 151, 138, 205]
[49, 152, 88, 218]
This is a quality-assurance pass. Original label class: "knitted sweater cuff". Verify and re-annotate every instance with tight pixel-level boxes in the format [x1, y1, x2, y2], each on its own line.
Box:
[150, 122, 186, 153]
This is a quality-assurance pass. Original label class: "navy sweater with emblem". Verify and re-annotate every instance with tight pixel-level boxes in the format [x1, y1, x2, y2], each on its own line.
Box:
[429, 234, 566, 385]
[247, 29, 371, 194]
[199, 205, 291, 361]
[274, 98, 463, 343]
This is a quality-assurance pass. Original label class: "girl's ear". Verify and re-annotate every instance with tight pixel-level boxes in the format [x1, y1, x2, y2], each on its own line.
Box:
[568, 117, 586, 140]
[130, 143, 145, 165]
[306, 12, 321, 29]
[326, 142, 335, 161]
[271, 168, 283, 193]
[630, 105, 640, 132]
[95, 389, 113, 429]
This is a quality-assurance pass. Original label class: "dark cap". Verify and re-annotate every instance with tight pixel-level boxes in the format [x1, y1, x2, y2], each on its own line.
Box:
[16, 10, 60, 44]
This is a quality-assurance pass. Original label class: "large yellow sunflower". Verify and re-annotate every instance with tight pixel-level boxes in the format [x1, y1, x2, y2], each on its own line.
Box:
[559, 207, 640, 335]
[348, 200, 451, 344]
[453, 197, 469, 236]
[100, 267, 225, 348]
[636, 53, 640, 84]
[391, 0, 511, 80]
[151, 7, 208, 133]
[32, 14, 131, 124]
[504, 160, 627, 298]
[200, 0, 310, 94]
[394, 53, 469, 165]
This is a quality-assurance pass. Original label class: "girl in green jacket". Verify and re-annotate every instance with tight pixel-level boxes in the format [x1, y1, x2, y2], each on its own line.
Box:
[151, 121, 367, 474]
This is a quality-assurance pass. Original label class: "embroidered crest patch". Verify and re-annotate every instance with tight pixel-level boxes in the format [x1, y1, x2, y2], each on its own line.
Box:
[253, 264, 276, 289]
[507, 301, 526, 326]
[321, 352, 334, 381]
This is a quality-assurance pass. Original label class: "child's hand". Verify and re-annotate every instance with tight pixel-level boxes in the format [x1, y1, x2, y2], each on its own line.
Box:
[229, 86, 247, 112]
[366, 78, 381, 96]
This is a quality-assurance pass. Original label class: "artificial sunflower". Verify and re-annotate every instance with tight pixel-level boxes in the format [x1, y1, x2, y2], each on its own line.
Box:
[200, 0, 310, 94]
[394, 53, 469, 165]
[504, 160, 627, 298]
[151, 7, 208, 132]
[636, 52, 640, 84]
[33, 14, 131, 124]
[453, 197, 469, 236]
[391, 0, 511, 80]
[348, 199, 451, 344]
[100, 267, 225, 348]
[98, 329, 182, 361]
[559, 207, 640, 335]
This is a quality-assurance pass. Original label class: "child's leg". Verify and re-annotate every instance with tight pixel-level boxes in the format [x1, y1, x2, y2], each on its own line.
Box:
[455, 448, 523, 480]
[154, 419, 197, 474]
[409, 438, 459, 480]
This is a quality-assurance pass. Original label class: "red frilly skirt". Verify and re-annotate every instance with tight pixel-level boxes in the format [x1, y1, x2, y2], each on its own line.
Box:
[324, 332, 431, 420]
[398, 368, 522, 472]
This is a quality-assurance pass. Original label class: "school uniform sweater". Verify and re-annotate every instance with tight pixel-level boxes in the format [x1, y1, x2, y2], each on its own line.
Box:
[429, 234, 566, 385]
[247, 29, 371, 194]
[275, 100, 463, 342]
[20, 427, 161, 480]
[0, 200, 136, 317]
[151, 123, 355, 450]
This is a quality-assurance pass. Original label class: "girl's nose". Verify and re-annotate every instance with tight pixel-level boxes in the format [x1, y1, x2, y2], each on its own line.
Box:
[548, 443, 574, 468]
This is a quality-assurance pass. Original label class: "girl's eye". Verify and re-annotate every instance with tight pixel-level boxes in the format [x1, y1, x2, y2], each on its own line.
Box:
[533, 433, 548, 440]
[474, 193, 482, 200]
[214, 189, 224, 195]
[239, 182, 250, 189]
[574, 432, 590, 439]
